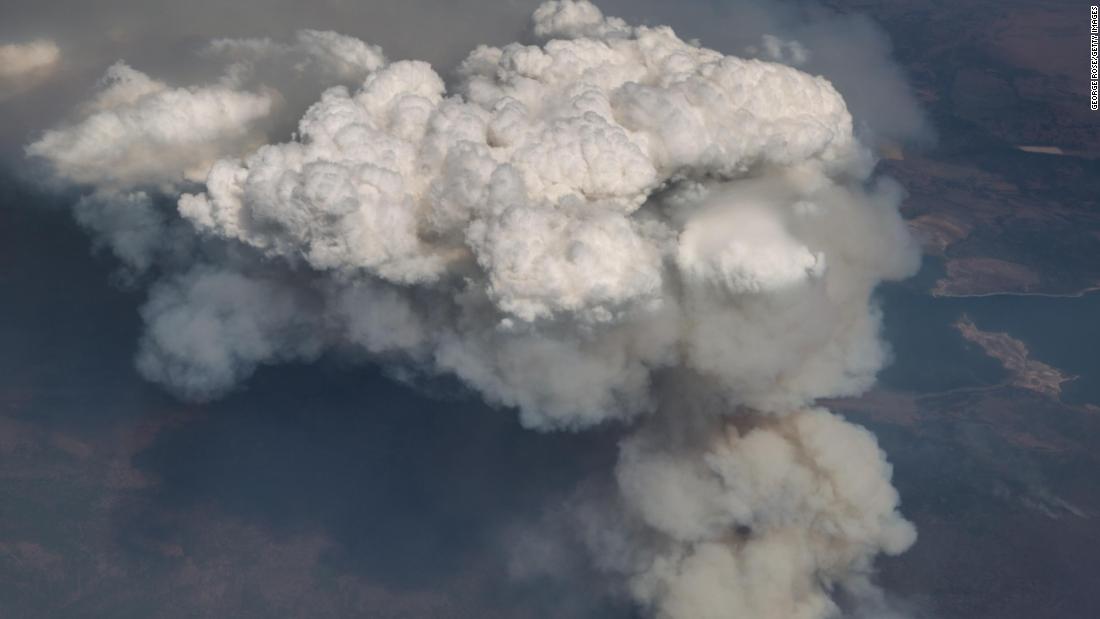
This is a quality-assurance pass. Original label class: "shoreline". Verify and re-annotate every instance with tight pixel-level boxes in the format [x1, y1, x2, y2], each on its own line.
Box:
[930, 285, 1100, 299]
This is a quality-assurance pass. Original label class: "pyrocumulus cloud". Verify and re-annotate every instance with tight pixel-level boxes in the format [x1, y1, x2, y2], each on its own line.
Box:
[28, 2, 922, 617]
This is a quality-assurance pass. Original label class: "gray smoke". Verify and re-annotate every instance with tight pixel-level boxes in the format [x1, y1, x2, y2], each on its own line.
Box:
[26, 2, 922, 616]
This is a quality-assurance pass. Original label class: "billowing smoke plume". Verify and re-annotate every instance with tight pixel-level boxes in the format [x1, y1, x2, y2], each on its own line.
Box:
[27, 1, 922, 616]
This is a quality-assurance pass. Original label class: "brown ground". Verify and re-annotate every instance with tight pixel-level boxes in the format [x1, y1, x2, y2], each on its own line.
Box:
[832, 0, 1100, 296]
[954, 315, 1075, 397]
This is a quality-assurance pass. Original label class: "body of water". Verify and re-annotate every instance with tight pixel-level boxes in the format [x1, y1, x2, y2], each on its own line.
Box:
[878, 258, 1100, 405]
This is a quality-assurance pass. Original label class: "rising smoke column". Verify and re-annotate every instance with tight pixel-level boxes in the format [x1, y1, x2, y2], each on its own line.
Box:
[28, 1, 922, 616]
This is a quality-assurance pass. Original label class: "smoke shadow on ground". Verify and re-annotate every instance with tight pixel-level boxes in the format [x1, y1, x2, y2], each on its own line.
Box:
[123, 362, 621, 589]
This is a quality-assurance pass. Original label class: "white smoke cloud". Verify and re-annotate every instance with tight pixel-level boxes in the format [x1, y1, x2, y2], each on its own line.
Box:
[25, 29, 386, 191]
[206, 29, 386, 83]
[136, 266, 324, 398]
[591, 0, 931, 146]
[614, 408, 915, 619]
[26, 61, 273, 189]
[0, 39, 60, 101]
[27, 1, 923, 616]
[750, 34, 810, 67]
[71, 191, 168, 274]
